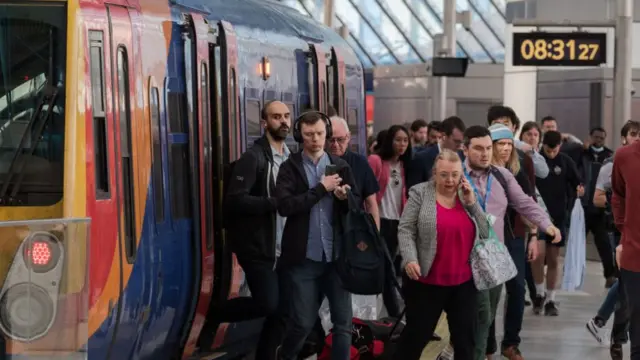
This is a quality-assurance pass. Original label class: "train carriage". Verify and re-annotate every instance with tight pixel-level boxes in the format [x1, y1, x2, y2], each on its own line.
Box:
[0, 0, 366, 359]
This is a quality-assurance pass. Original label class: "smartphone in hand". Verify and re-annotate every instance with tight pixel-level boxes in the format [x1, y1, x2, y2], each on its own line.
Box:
[325, 164, 339, 176]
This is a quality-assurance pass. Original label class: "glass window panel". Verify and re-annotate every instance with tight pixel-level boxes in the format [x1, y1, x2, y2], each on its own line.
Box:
[467, 0, 506, 45]
[414, 0, 489, 61]
[346, 35, 374, 68]
[379, 0, 433, 60]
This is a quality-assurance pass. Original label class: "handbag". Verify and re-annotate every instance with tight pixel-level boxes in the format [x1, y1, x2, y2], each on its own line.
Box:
[470, 221, 518, 291]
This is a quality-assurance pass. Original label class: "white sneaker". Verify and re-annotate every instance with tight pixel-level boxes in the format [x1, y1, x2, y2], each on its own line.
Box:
[586, 318, 606, 344]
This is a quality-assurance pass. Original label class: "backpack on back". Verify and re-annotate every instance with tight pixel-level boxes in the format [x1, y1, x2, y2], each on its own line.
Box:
[335, 191, 387, 295]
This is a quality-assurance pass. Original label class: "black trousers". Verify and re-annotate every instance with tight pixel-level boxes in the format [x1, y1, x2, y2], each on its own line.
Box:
[380, 218, 401, 317]
[199, 258, 288, 360]
[585, 211, 615, 279]
[621, 269, 640, 360]
[393, 277, 477, 360]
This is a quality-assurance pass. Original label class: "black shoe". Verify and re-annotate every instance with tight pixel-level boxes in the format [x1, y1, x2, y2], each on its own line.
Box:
[524, 299, 531, 306]
[544, 301, 559, 316]
[532, 294, 545, 315]
[610, 343, 623, 360]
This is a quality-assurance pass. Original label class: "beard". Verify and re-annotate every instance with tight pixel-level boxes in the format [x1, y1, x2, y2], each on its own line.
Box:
[267, 125, 289, 141]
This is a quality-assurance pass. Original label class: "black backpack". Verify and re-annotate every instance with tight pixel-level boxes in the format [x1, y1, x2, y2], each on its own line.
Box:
[334, 191, 387, 295]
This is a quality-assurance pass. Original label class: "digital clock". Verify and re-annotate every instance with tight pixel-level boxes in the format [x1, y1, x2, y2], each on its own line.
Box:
[512, 32, 607, 66]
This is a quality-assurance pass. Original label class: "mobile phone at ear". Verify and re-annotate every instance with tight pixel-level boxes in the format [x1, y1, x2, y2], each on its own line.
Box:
[325, 164, 339, 176]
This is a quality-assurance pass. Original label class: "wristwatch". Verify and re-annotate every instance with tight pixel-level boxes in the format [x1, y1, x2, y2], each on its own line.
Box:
[528, 233, 538, 241]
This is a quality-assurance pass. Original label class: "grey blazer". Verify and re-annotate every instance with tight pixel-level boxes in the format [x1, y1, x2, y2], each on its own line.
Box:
[398, 181, 490, 277]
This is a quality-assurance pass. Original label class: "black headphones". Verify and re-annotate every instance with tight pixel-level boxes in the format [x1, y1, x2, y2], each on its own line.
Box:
[292, 110, 333, 143]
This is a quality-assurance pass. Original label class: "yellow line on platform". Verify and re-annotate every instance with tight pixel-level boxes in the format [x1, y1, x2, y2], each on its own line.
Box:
[420, 314, 450, 360]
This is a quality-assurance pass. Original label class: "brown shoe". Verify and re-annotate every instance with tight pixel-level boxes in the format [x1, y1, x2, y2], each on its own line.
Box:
[502, 346, 524, 360]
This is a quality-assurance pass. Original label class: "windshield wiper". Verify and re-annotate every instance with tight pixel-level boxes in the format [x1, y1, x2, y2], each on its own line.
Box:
[0, 85, 58, 205]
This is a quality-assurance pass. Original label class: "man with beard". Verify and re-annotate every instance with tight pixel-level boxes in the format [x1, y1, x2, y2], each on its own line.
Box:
[198, 100, 291, 359]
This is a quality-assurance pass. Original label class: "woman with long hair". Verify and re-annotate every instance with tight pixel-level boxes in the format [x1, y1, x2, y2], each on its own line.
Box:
[367, 125, 411, 318]
[393, 149, 489, 360]
[520, 121, 542, 151]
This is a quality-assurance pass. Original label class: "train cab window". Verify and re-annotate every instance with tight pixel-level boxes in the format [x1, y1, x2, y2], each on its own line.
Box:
[150, 85, 164, 223]
[89, 30, 109, 198]
[168, 91, 186, 133]
[245, 99, 261, 138]
[117, 47, 136, 262]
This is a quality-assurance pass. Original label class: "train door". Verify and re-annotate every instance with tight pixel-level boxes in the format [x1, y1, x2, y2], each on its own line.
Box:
[327, 47, 346, 117]
[105, 4, 138, 358]
[178, 12, 215, 357]
[186, 20, 241, 357]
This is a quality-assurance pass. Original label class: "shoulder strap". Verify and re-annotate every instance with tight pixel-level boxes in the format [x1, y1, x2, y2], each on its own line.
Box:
[490, 166, 510, 205]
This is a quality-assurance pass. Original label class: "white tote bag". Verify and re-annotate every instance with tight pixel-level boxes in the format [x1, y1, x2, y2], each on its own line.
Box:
[562, 199, 586, 291]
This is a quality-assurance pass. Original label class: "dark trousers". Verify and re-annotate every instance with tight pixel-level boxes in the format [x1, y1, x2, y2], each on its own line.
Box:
[585, 211, 615, 279]
[199, 258, 286, 360]
[525, 261, 537, 301]
[621, 269, 640, 360]
[502, 237, 526, 348]
[380, 218, 401, 317]
[394, 277, 477, 360]
[610, 232, 630, 344]
[279, 260, 352, 360]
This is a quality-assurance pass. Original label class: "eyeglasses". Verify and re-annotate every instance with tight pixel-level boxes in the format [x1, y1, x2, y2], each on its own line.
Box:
[329, 137, 348, 144]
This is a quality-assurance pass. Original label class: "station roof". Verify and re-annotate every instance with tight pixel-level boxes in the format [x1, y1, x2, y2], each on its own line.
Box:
[278, 0, 506, 67]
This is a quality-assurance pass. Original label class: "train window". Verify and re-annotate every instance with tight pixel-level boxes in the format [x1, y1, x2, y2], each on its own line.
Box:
[340, 85, 346, 117]
[245, 99, 261, 138]
[229, 68, 238, 159]
[170, 143, 191, 219]
[321, 81, 327, 113]
[117, 46, 137, 263]
[307, 54, 316, 110]
[167, 91, 186, 133]
[150, 85, 164, 223]
[347, 107, 358, 138]
[89, 30, 109, 198]
[201, 62, 213, 250]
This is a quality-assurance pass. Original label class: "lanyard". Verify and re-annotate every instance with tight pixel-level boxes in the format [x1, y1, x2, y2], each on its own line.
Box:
[463, 168, 492, 211]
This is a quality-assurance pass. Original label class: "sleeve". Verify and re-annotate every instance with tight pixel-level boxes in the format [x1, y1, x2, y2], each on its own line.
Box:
[406, 151, 434, 190]
[361, 159, 380, 198]
[225, 150, 276, 215]
[595, 163, 613, 191]
[566, 156, 583, 188]
[275, 161, 328, 217]
[465, 201, 489, 240]
[611, 155, 626, 229]
[522, 154, 536, 198]
[397, 185, 423, 269]
[530, 151, 549, 179]
[503, 168, 553, 231]
[515, 168, 533, 199]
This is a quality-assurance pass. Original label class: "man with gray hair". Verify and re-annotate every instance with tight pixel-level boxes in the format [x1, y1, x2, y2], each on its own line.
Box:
[327, 115, 380, 228]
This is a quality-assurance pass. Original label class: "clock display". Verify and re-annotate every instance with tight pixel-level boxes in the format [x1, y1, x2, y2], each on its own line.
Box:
[512, 32, 607, 66]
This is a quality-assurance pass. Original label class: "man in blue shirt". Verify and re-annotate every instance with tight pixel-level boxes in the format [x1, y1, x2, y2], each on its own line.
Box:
[275, 111, 357, 360]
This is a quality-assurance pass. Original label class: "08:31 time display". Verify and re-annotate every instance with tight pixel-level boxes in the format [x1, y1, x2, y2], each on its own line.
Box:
[520, 39, 599, 61]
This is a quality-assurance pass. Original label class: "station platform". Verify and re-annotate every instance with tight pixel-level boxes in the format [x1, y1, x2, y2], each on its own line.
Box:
[419, 260, 627, 359]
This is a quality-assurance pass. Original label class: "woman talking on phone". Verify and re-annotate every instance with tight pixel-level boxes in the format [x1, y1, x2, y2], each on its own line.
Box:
[393, 149, 490, 360]
[367, 125, 411, 318]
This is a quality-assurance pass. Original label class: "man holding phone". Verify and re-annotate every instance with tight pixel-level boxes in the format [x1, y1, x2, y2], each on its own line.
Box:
[275, 111, 357, 360]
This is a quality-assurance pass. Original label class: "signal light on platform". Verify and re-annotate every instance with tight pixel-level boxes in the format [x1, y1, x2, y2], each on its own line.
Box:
[431, 57, 469, 77]
[23, 233, 60, 273]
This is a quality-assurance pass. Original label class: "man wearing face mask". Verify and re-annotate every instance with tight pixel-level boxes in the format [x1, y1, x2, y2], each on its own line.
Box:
[199, 101, 292, 358]
[579, 127, 615, 287]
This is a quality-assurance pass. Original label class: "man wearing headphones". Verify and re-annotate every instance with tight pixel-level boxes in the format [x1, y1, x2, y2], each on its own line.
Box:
[275, 110, 357, 360]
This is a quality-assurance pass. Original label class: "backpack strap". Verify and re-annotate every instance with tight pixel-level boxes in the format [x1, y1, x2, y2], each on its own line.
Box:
[489, 166, 516, 239]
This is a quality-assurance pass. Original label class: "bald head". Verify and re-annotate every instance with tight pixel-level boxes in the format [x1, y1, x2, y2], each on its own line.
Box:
[328, 116, 350, 156]
[262, 100, 291, 141]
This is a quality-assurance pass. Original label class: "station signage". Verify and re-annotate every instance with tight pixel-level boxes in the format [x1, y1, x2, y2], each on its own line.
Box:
[512, 32, 607, 66]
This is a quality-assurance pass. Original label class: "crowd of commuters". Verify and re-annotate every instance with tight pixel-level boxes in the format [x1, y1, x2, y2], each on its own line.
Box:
[207, 99, 639, 360]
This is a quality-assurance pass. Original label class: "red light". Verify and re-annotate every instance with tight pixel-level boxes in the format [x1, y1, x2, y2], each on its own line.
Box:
[23, 76, 29, 81]
[26, 242, 51, 266]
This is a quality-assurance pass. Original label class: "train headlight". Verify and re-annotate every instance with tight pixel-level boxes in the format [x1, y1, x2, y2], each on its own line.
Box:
[0, 231, 64, 341]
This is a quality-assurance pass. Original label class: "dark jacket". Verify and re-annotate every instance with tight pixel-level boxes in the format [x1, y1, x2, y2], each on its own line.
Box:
[275, 152, 357, 267]
[406, 145, 465, 190]
[537, 151, 582, 225]
[225, 136, 278, 263]
[577, 146, 613, 211]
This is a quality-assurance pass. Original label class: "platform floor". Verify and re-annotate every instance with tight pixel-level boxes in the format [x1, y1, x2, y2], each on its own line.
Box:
[419, 260, 628, 359]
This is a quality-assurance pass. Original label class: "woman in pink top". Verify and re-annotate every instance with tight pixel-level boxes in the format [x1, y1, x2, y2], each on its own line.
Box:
[394, 149, 490, 360]
[367, 125, 411, 318]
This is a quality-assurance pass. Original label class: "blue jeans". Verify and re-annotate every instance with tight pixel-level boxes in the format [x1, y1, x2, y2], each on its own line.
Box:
[279, 259, 352, 360]
[597, 280, 619, 322]
[501, 237, 526, 348]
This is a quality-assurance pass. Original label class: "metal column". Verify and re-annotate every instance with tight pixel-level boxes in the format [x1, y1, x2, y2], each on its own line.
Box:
[432, 0, 457, 121]
[324, 0, 335, 28]
[613, 0, 633, 147]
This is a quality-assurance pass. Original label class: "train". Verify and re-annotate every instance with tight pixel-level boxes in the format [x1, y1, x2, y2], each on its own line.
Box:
[0, 0, 367, 359]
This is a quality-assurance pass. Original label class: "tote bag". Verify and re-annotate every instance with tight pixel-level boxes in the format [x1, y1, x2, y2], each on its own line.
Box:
[470, 221, 518, 290]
